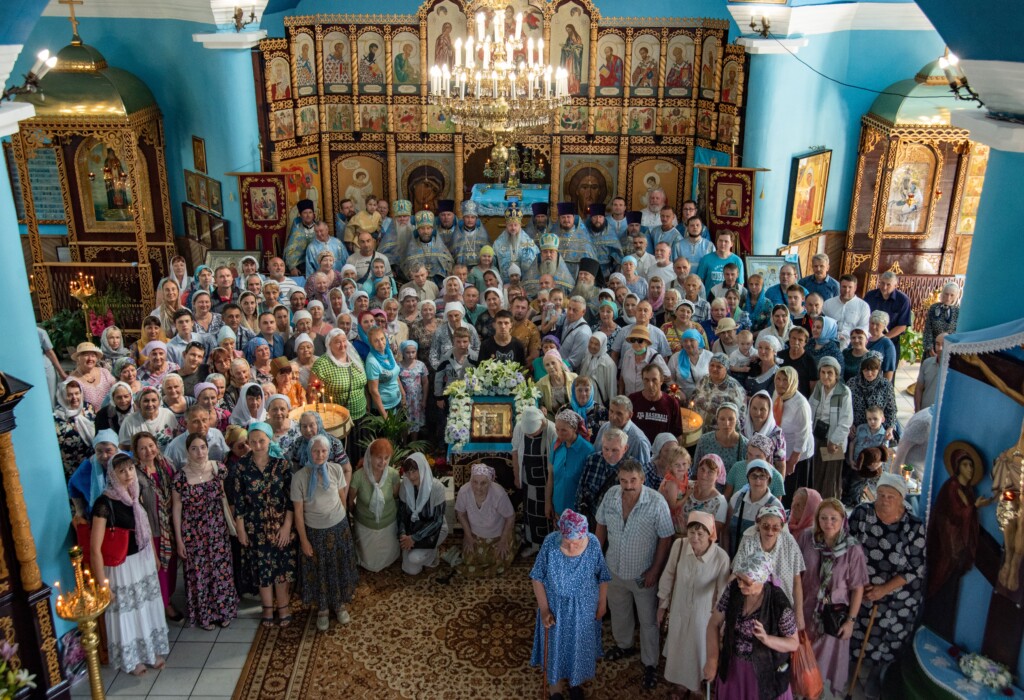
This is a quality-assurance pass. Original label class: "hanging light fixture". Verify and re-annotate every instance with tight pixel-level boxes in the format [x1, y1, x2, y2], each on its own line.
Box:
[428, 0, 571, 141]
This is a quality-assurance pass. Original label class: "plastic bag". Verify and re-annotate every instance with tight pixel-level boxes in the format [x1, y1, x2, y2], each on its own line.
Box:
[791, 630, 824, 699]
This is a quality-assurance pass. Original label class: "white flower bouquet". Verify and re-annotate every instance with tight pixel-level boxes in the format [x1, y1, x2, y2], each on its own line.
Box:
[444, 359, 540, 452]
[958, 652, 1014, 691]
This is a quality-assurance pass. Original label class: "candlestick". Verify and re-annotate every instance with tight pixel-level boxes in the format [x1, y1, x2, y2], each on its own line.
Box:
[514, 12, 523, 40]
[55, 547, 111, 700]
[454, 38, 462, 68]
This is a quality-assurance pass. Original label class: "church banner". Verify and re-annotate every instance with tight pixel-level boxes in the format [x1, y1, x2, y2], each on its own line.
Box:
[233, 172, 288, 258]
[703, 165, 757, 254]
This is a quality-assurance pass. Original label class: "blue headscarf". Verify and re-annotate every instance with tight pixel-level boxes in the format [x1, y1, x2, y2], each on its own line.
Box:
[294, 410, 346, 469]
[816, 315, 839, 345]
[676, 329, 706, 381]
[248, 421, 284, 458]
[305, 435, 332, 501]
[368, 330, 397, 371]
[245, 336, 269, 364]
[399, 340, 418, 359]
[569, 377, 594, 421]
[89, 429, 120, 506]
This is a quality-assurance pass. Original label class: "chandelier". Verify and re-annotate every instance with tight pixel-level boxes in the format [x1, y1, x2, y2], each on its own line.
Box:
[428, 0, 571, 139]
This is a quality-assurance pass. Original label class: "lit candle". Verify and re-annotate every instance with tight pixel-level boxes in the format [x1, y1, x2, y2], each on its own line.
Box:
[509, 71, 516, 98]
[30, 49, 50, 76]
[476, 12, 486, 42]
[515, 12, 523, 40]
[475, 71, 482, 96]
[527, 38, 535, 68]
[538, 38, 544, 65]
[466, 37, 475, 69]
[454, 38, 462, 68]
[494, 11, 502, 43]
[492, 70, 499, 98]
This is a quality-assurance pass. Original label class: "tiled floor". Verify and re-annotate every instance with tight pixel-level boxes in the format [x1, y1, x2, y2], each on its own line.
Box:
[893, 360, 921, 427]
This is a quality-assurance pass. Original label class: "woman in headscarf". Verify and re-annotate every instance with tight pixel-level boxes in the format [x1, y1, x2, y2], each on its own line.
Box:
[190, 289, 223, 336]
[185, 264, 215, 308]
[348, 438, 400, 572]
[132, 316, 168, 368]
[549, 409, 595, 522]
[756, 304, 793, 347]
[694, 403, 748, 475]
[591, 299, 622, 354]
[741, 391, 788, 476]
[307, 300, 331, 337]
[530, 509, 611, 700]
[228, 422, 296, 626]
[848, 353, 897, 441]
[786, 487, 822, 540]
[91, 452, 170, 675]
[365, 327, 404, 418]
[704, 546, 799, 700]
[397, 452, 448, 576]
[68, 342, 116, 411]
[513, 408, 557, 554]
[266, 394, 302, 457]
[428, 301, 481, 370]
[724, 434, 785, 502]
[100, 326, 130, 371]
[223, 359, 252, 411]
[291, 333, 317, 391]
[691, 354, 748, 431]
[238, 291, 260, 334]
[577, 333, 617, 409]
[809, 356, 853, 500]
[725, 460, 784, 558]
[95, 381, 134, 435]
[669, 328, 713, 401]
[270, 357, 306, 409]
[138, 341, 178, 389]
[796, 498, 868, 697]
[113, 356, 142, 395]
[773, 366, 814, 506]
[245, 337, 273, 383]
[118, 386, 177, 449]
[152, 277, 183, 337]
[683, 455, 729, 550]
[229, 383, 267, 427]
[454, 463, 517, 578]
[131, 431, 179, 621]
[398, 340, 429, 436]
[408, 299, 439, 366]
[311, 329, 368, 459]
[351, 310, 375, 362]
[745, 335, 782, 397]
[923, 282, 960, 356]
[658, 511, 731, 697]
[647, 275, 667, 325]
[809, 315, 842, 367]
[171, 432, 237, 630]
[532, 335, 566, 381]
[735, 503, 807, 621]
[663, 299, 707, 355]
[292, 434, 358, 631]
[54, 378, 97, 480]
[536, 350, 577, 415]
[288, 410, 351, 477]
[569, 376, 607, 441]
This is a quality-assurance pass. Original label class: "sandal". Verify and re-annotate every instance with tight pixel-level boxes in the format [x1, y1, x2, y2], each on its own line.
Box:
[220, 619, 232, 629]
[604, 646, 637, 662]
[277, 604, 293, 628]
[260, 605, 275, 628]
[316, 611, 330, 632]
[164, 606, 184, 622]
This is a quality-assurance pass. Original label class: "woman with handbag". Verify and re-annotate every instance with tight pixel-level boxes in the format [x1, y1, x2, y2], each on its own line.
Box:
[796, 498, 868, 697]
[172, 433, 238, 630]
[90, 452, 170, 676]
[704, 547, 799, 700]
[131, 431, 181, 622]
[397, 453, 448, 576]
[808, 357, 853, 500]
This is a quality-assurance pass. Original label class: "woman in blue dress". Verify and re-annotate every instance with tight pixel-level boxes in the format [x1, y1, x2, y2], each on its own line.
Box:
[531, 509, 611, 700]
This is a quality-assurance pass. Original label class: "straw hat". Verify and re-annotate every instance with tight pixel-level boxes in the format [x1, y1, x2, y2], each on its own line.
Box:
[71, 342, 103, 361]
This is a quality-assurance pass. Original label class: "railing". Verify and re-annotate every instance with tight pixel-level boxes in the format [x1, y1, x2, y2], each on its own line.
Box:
[897, 274, 965, 332]
[36, 262, 147, 336]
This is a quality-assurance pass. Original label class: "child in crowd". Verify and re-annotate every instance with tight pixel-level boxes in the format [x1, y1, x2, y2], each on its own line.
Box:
[398, 340, 429, 438]
[727, 329, 756, 377]
[851, 405, 888, 465]
[843, 445, 890, 509]
[658, 445, 691, 535]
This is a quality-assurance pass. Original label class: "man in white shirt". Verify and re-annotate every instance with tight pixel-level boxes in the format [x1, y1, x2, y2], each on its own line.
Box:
[559, 296, 593, 372]
[347, 228, 393, 281]
[648, 242, 677, 287]
[265, 256, 299, 302]
[640, 187, 666, 229]
[822, 273, 871, 349]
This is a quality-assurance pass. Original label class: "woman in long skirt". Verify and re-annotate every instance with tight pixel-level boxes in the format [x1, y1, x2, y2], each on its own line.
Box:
[530, 510, 611, 700]
[90, 452, 169, 675]
[292, 435, 359, 631]
[348, 438, 400, 572]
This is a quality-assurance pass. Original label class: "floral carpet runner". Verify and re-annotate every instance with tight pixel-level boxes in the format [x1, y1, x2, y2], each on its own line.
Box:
[233, 557, 672, 699]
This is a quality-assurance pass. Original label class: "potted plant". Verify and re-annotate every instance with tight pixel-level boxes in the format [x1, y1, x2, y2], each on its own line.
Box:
[41, 309, 87, 360]
[900, 328, 924, 365]
[357, 407, 431, 467]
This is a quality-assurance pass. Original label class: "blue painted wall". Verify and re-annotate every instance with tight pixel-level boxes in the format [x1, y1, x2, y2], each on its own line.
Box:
[742, 28, 944, 254]
[11, 17, 262, 248]
[957, 148, 1024, 332]
[0, 157, 74, 637]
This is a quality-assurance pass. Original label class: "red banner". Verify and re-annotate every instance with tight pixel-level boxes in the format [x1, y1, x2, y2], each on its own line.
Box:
[234, 172, 288, 258]
[703, 166, 758, 255]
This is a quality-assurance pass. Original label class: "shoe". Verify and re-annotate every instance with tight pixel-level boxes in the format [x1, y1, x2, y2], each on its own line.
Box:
[260, 605, 275, 628]
[316, 612, 329, 632]
[642, 665, 658, 690]
[568, 686, 584, 700]
[548, 694, 564, 700]
[336, 608, 351, 625]
[604, 646, 637, 662]
[277, 604, 293, 628]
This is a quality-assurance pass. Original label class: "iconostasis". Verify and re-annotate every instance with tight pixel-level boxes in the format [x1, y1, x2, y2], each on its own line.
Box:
[254, 0, 747, 231]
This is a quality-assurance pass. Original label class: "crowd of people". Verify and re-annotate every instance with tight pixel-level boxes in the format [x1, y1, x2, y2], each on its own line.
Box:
[42, 189, 959, 698]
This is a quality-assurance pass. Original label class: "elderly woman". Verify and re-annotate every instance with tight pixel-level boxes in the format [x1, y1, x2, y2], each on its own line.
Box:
[246, 337, 273, 383]
[664, 299, 707, 354]
[691, 353, 747, 431]
[724, 434, 785, 501]
[90, 452, 170, 675]
[365, 327, 404, 418]
[773, 366, 813, 506]
[290, 333, 317, 389]
[842, 327, 871, 382]
[288, 410, 350, 474]
[454, 463, 516, 578]
[119, 386, 177, 449]
[923, 282, 959, 356]
[132, 316, 168, 367]
[222, 359, 251, 411]
[292, 434, 358, 631]
[172, 433, 237, 630]
[266, 394, 302, 456]
[67, 342, 116, 411]
[847, 473, 925, 698]
[537, 350, 578, 415]
[161, 373, 193, 422]
[684, 456, 729, 547]
[569, 377, 607, 443]
[787, 487, 823, 540]
[348, 438, 400, 572]
[548, 409, 595, 522]
[848, 353, 897, 441]
[809, 356, 854, 500]
[54, 378, 97, 480]
[658, 511, 731, 697]
[700, 298, 731, 347]
[397, 453, 448, 576]
[577, 332, 617, 407]
[695, 403, 748, 473]
[669, 328, 712, 402]
[741, 391, 788, 476]
[229, 383, 267, 427]
[725, 460, 784, 558]
[228, 422, 296, 626]
[311, 330, 368, 449]
[428, 301, 480, 370]
[745, 335, 782, 396]
[530, 510, 611, 700]
[408, 299, 439, 366]
[866, 311, 897, 381]
[797, 498, 868, 697]
[512, 408, 557, 553]
[95, 380, 134, 435]
[704, 547, 799, 700]
[270, 357, 306, 409]
[780, 326, 816, 398]
[113, 356, 142, 396]
[809, 316, 843, 367]
[592, 299, 623, 350]
[191, 290, 222, 336]
[617, 325, 671, 396]
[735, 503, 806, 626]
[138, 341, 179, 389]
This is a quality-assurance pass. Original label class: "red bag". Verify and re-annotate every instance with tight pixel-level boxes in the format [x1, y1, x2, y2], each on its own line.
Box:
[791, 630, 824, 699]
[75, 505, 131, 568]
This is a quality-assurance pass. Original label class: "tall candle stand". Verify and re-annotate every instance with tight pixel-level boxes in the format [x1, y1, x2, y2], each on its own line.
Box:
[54, 546, 111, 700]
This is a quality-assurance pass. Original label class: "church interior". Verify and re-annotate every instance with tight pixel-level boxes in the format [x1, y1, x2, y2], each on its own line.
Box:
[0, 0, 1022, 697]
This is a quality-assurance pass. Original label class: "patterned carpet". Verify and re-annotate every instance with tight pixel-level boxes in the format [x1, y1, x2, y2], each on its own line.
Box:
[232, 555, 678, 699]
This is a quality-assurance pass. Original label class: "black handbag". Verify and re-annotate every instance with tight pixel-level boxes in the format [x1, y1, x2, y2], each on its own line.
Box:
[821, 599, 850, 637]
[813, 419, 830, 443]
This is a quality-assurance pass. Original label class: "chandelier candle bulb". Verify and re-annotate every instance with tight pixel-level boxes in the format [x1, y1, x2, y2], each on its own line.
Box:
[515, 12, 523, 40]
[30, 49, 50, 76]
[466, 37, 474, 68]
[477, 12, 486, 42]
[454, 38, 462, 68]
[483, 41, 490, 70]
[494, 12, 501, 43]
[527, 38, 534, 67]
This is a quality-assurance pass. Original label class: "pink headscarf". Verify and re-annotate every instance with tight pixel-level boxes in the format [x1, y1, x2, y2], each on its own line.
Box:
[788, 487, 822, 537]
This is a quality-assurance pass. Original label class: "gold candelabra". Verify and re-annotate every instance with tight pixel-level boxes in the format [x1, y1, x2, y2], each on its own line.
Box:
[54, 546, 111, 700]
[483, 136, 545, 195]
[69, 272, 96, 330]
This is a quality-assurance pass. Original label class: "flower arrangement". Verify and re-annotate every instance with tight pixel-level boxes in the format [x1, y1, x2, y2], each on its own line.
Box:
[958, 652, 1013, 691]
[444, 359, 540, 453]
[88, 309, 115, 339]
[0, 639, 37, 699]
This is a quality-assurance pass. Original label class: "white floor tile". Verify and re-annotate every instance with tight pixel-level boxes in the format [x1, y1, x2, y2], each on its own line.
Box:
[147, 667, 201, 696]
[176, 626, 222, 643]
[190, 668, 242, 696]
[164, 642, 213, 669]
[203, 643, 251, 669]
[214, 625, 258, 644]
[106, 669, 159, 696]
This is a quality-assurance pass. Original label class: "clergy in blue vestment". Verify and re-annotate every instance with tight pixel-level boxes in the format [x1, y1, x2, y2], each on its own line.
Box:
[493, 202, 540, 285]
[554, 202, 597, 278]
[404, 210, 454, 285]
[449, 200, 490, 268]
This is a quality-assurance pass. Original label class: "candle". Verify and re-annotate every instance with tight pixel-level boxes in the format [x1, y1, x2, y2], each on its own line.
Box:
[527, 38, 535, 68]
[30, 49, 50, 76]
[466, 37, 474, 68]
[475, 71, 482, 96]
[538, 38, 544, 65]
[476, 12, 486, 42]
[494, 10, 502, 43]
[454, 38, 462, 68]
[515, 12, 523, 40]
[492, 70, 499, 98]
[483, 41, 490, 70]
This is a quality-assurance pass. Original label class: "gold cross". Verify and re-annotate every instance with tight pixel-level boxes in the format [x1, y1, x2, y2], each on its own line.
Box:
[58, 0, 84, 39]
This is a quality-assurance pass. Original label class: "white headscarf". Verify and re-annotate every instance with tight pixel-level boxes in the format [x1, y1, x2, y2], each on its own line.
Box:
[578, 330, 608, 378]
[741, 389, 778, 440]
[55, 377, 96, 444]
[323, 328, 351, 368]
[365, 455, 388, 524]
[229, 382, 267, 426]
[401, 452, 435, 522]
